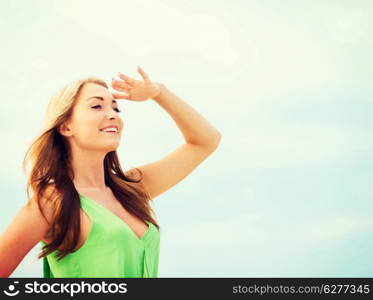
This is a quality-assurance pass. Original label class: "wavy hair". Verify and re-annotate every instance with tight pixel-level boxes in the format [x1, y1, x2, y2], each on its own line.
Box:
[22, 77, 159, 261]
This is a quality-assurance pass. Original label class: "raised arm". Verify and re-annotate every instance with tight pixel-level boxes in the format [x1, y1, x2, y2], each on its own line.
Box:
[121, 81, 222, 200]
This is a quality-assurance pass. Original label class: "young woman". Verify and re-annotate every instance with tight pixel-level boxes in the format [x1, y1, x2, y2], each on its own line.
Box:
[0, 66, 222, 278]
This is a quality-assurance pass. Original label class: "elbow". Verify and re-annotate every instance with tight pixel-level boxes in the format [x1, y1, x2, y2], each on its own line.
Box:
[217, 131, 222, 142]
[207, 132, 222, 150]
[190, 131, 222, 150]
[213, 131, 222, 147]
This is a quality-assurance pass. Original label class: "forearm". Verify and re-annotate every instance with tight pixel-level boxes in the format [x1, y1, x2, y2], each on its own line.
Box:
[152, 83, 222, 147]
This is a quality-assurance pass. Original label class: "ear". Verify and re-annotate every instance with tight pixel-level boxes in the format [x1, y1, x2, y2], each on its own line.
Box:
[58, 122, 73, 137]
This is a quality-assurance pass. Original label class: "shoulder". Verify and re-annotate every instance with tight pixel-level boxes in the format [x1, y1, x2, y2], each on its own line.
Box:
[124, 167, 143, 178]
[26, 185, 59, 227]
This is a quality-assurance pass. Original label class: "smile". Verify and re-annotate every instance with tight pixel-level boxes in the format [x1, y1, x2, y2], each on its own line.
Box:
[99, 130, 119, 135]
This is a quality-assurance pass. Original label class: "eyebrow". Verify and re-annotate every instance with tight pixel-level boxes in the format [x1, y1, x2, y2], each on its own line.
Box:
[86, 96, 117, 104]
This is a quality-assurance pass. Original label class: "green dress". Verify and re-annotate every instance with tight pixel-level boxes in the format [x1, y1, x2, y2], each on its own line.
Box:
[41, 194, 160, 278]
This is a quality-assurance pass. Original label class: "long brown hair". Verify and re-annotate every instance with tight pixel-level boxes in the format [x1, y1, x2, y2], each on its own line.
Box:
[22, 77, 159, 261]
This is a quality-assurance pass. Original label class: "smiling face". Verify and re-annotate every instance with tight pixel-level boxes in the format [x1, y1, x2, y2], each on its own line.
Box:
[59, 82, 123, 153]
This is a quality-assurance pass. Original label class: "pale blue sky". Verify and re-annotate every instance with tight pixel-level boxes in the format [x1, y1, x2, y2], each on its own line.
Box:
[0, 0, 372, 277]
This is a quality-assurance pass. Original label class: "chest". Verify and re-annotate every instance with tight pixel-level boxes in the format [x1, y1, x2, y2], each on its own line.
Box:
[84, 190, 148, 238]
[43, 190, 148, 250]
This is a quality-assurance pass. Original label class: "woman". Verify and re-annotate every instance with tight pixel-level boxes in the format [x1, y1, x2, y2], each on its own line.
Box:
[0, 66, 222, 278]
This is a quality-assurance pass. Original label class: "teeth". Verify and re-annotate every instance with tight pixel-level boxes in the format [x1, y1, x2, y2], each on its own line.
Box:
[101, 128, 118, 132]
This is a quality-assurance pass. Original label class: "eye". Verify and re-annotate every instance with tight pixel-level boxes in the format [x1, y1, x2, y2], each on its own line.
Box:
[91, 105, 121, 113]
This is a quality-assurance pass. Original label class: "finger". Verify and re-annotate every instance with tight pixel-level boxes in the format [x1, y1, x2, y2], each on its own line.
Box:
[111, 92, 130, 100]
[111, 78, 131, 91]
[137, 65, 150, 83]
[118, 72, 136, 85]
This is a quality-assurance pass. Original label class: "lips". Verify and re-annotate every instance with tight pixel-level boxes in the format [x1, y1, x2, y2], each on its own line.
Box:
[100, 125, 119, 131]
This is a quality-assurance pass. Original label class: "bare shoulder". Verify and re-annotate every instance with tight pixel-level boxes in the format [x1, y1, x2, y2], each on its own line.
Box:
[124, 167, 143, 179]
[26, 185, 59, 227]
[0, 185, 59, 277]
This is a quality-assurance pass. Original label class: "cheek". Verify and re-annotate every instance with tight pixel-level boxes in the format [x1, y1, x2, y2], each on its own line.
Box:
[76, 128, 98, 141]
[78, 117, 102, 135]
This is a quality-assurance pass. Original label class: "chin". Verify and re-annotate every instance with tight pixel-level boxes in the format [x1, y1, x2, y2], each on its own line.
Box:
[107, 144, 120, 151]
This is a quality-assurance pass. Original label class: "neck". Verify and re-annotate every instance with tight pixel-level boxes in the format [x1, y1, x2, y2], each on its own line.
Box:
[70, 147, 108, 191]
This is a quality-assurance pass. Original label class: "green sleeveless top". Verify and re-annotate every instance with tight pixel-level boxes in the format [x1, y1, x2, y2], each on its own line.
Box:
[40, 194, 160, 278]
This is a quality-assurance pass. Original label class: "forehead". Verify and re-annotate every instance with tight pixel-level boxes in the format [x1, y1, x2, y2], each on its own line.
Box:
[77, 82, 113, 102]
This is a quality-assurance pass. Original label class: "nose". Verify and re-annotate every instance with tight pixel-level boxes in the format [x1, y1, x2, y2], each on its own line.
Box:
[105, 109, 117, 120]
